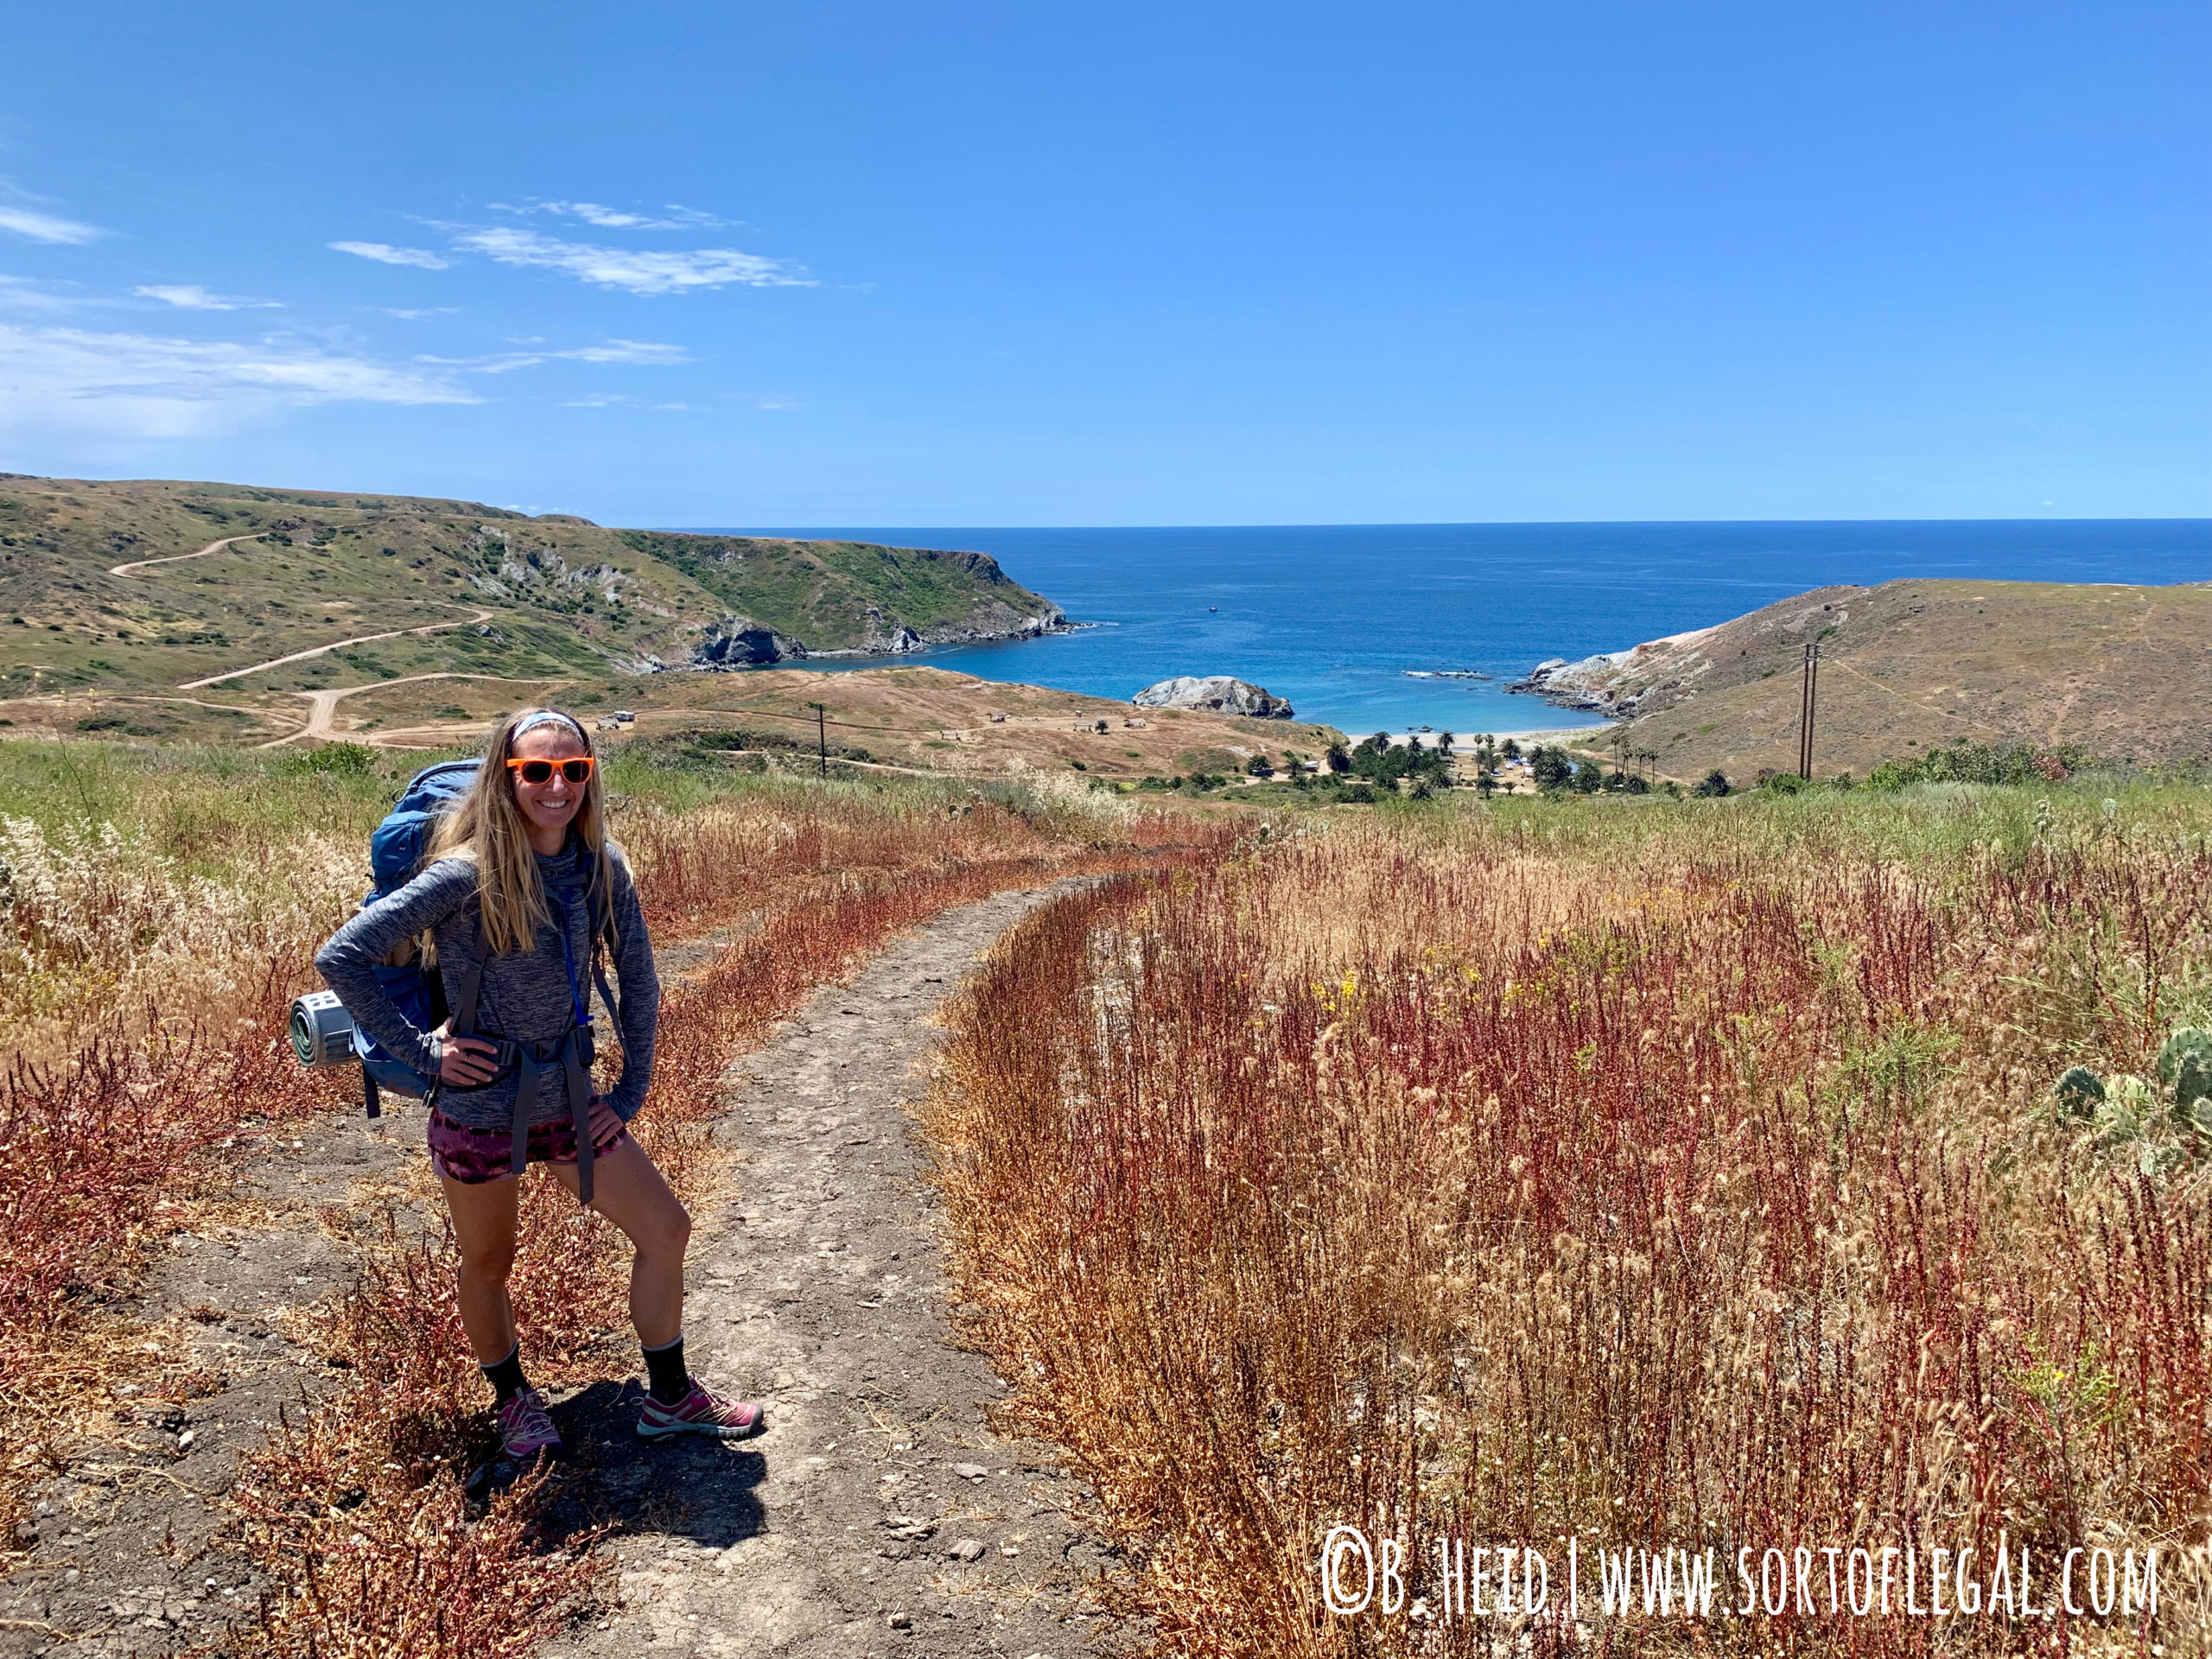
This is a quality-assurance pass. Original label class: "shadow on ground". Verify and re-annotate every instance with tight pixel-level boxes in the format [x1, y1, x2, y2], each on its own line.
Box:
[473, 1380, 769, 1554]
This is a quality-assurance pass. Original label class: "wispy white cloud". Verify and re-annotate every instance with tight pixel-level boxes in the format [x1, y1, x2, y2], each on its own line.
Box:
[135, 283, 281, 311]
[563, 337, 689, 364]
[491, 199, 733, 232]
[372, 305, 459, 320]
[552, 201, 659, 229]
[0, 275, 90, 314]
[329, 240, 451, 270]
[429, 337, 692, 375]
[0, 321, 478, 439]
[0, 205, 105, 245]
[718, 389, 802, 411]
[449, 226, 809, 296]
[558, 391, 690, 410]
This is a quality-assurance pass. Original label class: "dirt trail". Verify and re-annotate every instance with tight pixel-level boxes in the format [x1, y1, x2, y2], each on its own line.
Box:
[107, 534, 264, 579]
[257, 672, 556, 748]
[177, 610, 498, 693]
[0, 887, 1118, 1659]
[543, 882, 1116, 1659]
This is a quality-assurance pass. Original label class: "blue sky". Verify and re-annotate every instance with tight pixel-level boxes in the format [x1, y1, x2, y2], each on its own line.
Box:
[3, 0, 2206, 525]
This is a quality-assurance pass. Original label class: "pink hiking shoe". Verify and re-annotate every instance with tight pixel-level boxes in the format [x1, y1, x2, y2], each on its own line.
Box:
[636, 1379, 766, 1441]
[495, 1387, 563, 1462]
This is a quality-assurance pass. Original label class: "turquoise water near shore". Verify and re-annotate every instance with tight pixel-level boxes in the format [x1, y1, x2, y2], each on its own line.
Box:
[698, 521, 2212, 738]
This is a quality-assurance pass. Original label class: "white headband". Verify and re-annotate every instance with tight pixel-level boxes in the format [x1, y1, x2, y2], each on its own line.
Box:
[512, 709, 586, 741]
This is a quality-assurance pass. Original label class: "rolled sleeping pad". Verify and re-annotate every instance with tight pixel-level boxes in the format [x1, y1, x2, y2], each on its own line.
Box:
[289, 991, 435, 1108]
[289, 991, 356, 1066]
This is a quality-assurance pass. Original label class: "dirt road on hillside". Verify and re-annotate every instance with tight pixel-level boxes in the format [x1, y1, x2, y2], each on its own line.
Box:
[0, 887, 1121, 1659]
[178, 609, 499, 692]
[107, 533, 265, 579]
[257, 672, 557, 748]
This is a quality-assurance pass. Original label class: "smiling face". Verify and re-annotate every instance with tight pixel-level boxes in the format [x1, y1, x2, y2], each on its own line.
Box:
[509, 722, 590, 842]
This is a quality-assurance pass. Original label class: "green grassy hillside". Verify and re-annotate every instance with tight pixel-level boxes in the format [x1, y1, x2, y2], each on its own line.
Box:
[0, 474, 1065, 716]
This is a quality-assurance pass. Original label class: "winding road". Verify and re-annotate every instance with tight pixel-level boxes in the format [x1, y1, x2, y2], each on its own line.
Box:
[107, 531, 264, 578]
[256, 671, 554, 749]
[106, 530, 499, 696]
[177, 608, 499, 691]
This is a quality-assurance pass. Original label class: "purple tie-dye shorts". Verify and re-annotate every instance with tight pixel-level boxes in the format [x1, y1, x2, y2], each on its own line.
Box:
[427, 1102, 629, 1185]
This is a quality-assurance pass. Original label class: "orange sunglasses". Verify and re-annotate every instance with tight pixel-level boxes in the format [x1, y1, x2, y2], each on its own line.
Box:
[505, 756, 595, 785]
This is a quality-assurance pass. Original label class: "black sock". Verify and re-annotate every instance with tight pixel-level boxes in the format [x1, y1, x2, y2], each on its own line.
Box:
[644, 1335, 690, 1406]
[482, 1343, 528, 1404]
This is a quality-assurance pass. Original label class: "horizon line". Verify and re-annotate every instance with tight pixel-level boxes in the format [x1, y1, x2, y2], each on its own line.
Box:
[657, 514, 2212, 532]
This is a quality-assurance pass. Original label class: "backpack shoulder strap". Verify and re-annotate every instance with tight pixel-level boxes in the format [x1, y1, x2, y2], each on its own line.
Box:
[593, 960, 622, 1030]
[452, 960, 486, 1038]
[449, 893, 487, 1038]
[583, 847, 625, 1029]
[418, 888, 487, 1116]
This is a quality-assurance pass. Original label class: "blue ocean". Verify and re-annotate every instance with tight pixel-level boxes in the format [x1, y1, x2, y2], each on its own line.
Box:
[701, 521, 2212, 738]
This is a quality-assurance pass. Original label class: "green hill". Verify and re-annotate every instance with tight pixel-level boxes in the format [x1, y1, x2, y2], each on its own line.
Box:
[0, 474, 1066, 716]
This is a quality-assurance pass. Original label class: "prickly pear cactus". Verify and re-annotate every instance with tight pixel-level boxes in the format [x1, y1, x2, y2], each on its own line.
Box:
[2154, 1027, 2212, 1116]
[2051, 1065, 2106, 1120]
[2094, 1075, 2156, 1147]
[2139, 1140, 2187, 1178]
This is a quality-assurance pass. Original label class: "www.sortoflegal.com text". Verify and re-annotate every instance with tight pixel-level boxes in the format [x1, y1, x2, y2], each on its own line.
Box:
[1319, 1529, 2166, 1622]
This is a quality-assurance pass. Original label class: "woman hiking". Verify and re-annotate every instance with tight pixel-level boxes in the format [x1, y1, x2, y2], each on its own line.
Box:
[315, 707, 765, 1462]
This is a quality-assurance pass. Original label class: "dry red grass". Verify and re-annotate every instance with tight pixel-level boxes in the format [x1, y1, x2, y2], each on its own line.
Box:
[925, 821, 2212, 1656]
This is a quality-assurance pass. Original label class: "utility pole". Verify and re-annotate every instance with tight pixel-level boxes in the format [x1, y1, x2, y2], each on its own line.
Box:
[809, 701, 827, 777]
[1797, 641, 1821, 781]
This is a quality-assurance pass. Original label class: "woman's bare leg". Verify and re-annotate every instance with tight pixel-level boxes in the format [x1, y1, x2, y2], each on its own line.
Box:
[437, 1168, 524, 1363]
[546, 1139, 690, 1348]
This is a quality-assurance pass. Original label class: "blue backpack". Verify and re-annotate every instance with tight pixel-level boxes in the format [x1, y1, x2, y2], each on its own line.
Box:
[355, 760, 484, 1101]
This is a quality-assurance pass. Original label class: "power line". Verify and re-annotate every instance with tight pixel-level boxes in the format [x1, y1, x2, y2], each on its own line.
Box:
[1798, 641, 1821, 780]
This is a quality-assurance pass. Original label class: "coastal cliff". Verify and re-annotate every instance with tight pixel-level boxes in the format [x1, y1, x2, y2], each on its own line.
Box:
[619, 531, 1069, 668]
[0, 476, 1070, 706]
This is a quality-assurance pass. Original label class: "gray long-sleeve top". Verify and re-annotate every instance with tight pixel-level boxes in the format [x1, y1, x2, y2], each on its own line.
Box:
[314, 837, 661, 1127]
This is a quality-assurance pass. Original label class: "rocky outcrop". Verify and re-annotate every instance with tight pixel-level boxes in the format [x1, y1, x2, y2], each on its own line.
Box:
[617, 528, 1071, 671]
[1509, 627, 1719, 717]
[1133, 675, 1294, 719]
[679, 599, 1070, 671]
[810, 600, 1071, 658]
[915, 599, 1069, 647]
[692, 618, 806, 667]
[1509, 588, 1869, 718]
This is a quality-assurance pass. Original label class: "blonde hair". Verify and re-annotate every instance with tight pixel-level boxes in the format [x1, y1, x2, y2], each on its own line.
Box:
[429, 707, 616, 957]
